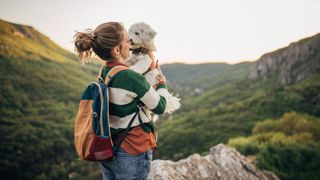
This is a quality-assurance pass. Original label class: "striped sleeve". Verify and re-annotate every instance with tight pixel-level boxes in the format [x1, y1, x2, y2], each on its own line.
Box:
[126, 70, 168, 114]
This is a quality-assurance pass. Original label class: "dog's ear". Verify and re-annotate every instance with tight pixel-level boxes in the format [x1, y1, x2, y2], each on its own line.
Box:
[147, 28, 157, 39]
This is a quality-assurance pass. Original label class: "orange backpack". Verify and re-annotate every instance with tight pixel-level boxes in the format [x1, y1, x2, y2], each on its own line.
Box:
[74, 65, 131, 161]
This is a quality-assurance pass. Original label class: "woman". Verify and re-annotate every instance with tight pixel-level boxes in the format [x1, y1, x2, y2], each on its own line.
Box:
[74, 22, 168, 180]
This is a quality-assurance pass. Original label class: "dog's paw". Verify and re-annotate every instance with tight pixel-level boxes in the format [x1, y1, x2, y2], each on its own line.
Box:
[165, 93, 181, 114]
[145, 69, 160, 87]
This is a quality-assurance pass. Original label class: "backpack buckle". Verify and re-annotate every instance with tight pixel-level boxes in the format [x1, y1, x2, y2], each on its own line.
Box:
[137, 104, 144, 110]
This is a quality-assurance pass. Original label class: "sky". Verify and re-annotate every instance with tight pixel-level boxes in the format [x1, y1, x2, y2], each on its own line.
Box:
[0, 0, 320, 64]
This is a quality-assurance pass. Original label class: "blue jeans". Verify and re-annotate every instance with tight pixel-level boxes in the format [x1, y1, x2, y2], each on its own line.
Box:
[100, 148, 153, 180]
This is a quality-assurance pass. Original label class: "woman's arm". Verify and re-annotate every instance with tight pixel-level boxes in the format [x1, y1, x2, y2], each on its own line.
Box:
[129, 70, 168, 115]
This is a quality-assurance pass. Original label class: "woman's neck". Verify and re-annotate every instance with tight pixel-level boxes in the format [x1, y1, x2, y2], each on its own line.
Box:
[117, 58, 125, 64]
[106, 59, 128, 67]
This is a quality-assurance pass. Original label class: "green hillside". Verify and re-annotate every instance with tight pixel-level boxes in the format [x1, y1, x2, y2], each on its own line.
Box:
[0, 19, 101, 179]
[156, 70, 320, 155]
[158, 35, 320, 179]
[0, 19, 75, 62]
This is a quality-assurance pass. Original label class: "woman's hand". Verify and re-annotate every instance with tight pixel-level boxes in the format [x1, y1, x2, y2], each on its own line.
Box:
[155, 60, 166, 85]
[148, 51, 157, 70]
[148, 51, 166, 88]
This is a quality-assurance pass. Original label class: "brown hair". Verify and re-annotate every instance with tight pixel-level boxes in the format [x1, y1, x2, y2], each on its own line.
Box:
[74, 22, 124, 62]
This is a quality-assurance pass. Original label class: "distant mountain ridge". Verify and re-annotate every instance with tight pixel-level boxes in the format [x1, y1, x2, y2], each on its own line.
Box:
[249, 33, 320, 85]
[161, 62, 252, 98]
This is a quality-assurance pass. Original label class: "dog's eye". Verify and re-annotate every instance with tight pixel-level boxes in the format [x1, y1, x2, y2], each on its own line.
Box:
[135, 32, 139, 35]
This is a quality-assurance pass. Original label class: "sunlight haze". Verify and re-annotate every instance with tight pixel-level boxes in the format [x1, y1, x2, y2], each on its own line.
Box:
[1, 0, 319, 64]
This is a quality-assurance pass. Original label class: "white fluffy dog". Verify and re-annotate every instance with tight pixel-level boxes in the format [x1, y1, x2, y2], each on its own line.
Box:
[125, 22, 181, 114]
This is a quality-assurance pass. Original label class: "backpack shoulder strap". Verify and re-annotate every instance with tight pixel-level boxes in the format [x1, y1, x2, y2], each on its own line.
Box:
[97, 65, 106, 82]
[104, 65, 129, 84]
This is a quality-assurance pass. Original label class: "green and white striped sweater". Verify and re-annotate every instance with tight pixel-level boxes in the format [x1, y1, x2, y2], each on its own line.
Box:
[101, 66, 168, 130]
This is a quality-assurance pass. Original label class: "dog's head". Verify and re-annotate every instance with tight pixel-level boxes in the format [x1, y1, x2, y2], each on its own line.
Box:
[128, 22, 157, 51]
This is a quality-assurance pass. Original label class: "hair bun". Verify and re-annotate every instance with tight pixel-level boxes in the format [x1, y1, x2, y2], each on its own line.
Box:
[74, 29, 95, 61]
[74, 29, 94, 52]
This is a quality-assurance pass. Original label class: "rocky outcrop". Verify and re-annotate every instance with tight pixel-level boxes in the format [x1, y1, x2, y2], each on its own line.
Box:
[148, 144, 279, 180]
[249, 33, 320, 85]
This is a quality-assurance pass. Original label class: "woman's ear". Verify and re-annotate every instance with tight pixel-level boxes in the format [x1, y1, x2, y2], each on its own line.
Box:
[111, 46, 120, 57]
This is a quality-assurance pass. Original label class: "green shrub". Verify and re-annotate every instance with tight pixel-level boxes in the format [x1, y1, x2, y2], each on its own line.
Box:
[228, 137, 260, 155]
[257, 142, 320, 180]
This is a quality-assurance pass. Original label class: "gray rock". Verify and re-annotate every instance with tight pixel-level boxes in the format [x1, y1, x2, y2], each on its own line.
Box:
[148, 144, 279, 180]
[249, 33, 320, 85]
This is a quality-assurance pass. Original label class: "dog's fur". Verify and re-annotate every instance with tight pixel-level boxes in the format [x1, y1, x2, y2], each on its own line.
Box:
[125, 22, 181, 114]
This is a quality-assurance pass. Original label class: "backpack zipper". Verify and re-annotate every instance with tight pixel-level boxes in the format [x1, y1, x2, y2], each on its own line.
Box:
[92, 82, 114, 146]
